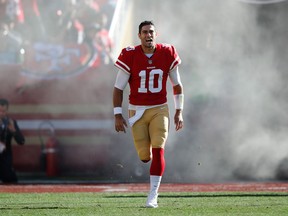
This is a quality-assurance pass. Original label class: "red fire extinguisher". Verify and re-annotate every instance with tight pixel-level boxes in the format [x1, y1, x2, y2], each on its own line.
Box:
[39, 121, 59, 177]
[45, 136, 59, 177]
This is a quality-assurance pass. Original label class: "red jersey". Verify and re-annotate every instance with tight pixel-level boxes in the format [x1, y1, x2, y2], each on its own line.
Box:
[115, 43, 181, 106]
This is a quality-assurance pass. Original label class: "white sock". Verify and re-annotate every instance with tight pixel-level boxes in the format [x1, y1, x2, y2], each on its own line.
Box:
[150, 175, 162, 194]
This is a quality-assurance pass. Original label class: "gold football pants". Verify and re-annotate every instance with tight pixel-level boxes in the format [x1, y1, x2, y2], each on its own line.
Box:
[129, 104, 169, 161]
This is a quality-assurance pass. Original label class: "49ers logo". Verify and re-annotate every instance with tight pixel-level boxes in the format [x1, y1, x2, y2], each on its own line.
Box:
[21, 42, 99, 79]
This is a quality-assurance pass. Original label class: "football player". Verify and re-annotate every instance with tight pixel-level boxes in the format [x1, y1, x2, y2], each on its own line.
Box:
[113, 20, 184, 208]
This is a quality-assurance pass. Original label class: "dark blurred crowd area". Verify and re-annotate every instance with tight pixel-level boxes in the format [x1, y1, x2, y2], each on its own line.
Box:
[0, 0, 115, 64]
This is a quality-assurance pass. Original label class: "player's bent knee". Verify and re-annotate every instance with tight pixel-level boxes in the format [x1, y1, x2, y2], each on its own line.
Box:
[138, 149, 151, 162]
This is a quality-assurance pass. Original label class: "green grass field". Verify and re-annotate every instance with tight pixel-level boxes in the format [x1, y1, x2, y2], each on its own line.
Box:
[0, 192, 287, 216]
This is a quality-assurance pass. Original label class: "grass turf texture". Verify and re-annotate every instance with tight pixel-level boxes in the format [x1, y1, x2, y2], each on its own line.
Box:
[0, 192, 287, 215]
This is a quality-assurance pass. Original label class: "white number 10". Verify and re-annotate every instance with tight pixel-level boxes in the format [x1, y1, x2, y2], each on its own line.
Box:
[138, 69, 163, 93]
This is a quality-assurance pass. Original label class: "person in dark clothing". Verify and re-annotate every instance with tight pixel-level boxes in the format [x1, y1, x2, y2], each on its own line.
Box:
[0, 98, 25, 183]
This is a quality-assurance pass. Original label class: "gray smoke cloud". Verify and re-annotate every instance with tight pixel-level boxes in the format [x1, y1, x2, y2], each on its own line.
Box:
[125, 0, 288, 182]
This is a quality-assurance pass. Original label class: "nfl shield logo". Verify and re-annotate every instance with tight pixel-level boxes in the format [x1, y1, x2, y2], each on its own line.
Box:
[148, 59, 152, 64]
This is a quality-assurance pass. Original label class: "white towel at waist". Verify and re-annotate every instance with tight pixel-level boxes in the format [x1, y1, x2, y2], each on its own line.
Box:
[128, 108, 145, 127]
[128, 103, 167, 127]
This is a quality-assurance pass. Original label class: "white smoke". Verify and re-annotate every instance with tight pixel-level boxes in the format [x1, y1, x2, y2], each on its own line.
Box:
[129, 0, 288, 182]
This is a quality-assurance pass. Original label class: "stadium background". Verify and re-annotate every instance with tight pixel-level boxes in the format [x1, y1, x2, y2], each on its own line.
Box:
[0, 0, 288, 183]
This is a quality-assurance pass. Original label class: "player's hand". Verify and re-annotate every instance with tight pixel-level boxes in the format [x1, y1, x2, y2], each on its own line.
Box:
[174, 109, 183, 131]
[114, 114, 128, 133]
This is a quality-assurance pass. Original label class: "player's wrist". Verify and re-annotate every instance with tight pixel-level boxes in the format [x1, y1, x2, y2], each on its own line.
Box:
[173, 94, 184, 110]
[113, 107, 122, 115]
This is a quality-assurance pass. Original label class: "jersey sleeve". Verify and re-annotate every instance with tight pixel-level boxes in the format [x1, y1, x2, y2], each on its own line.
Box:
[169, 45, 181, 71]
[114, 46, 135, 74]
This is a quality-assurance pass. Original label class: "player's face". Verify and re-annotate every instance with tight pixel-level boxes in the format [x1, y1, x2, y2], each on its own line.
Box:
[138, 25, 157, 50]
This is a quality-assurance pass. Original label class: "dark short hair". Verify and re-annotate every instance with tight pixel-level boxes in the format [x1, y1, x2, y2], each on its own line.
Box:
[138, 20, 155, 34]
[0, 98, 9, 107]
